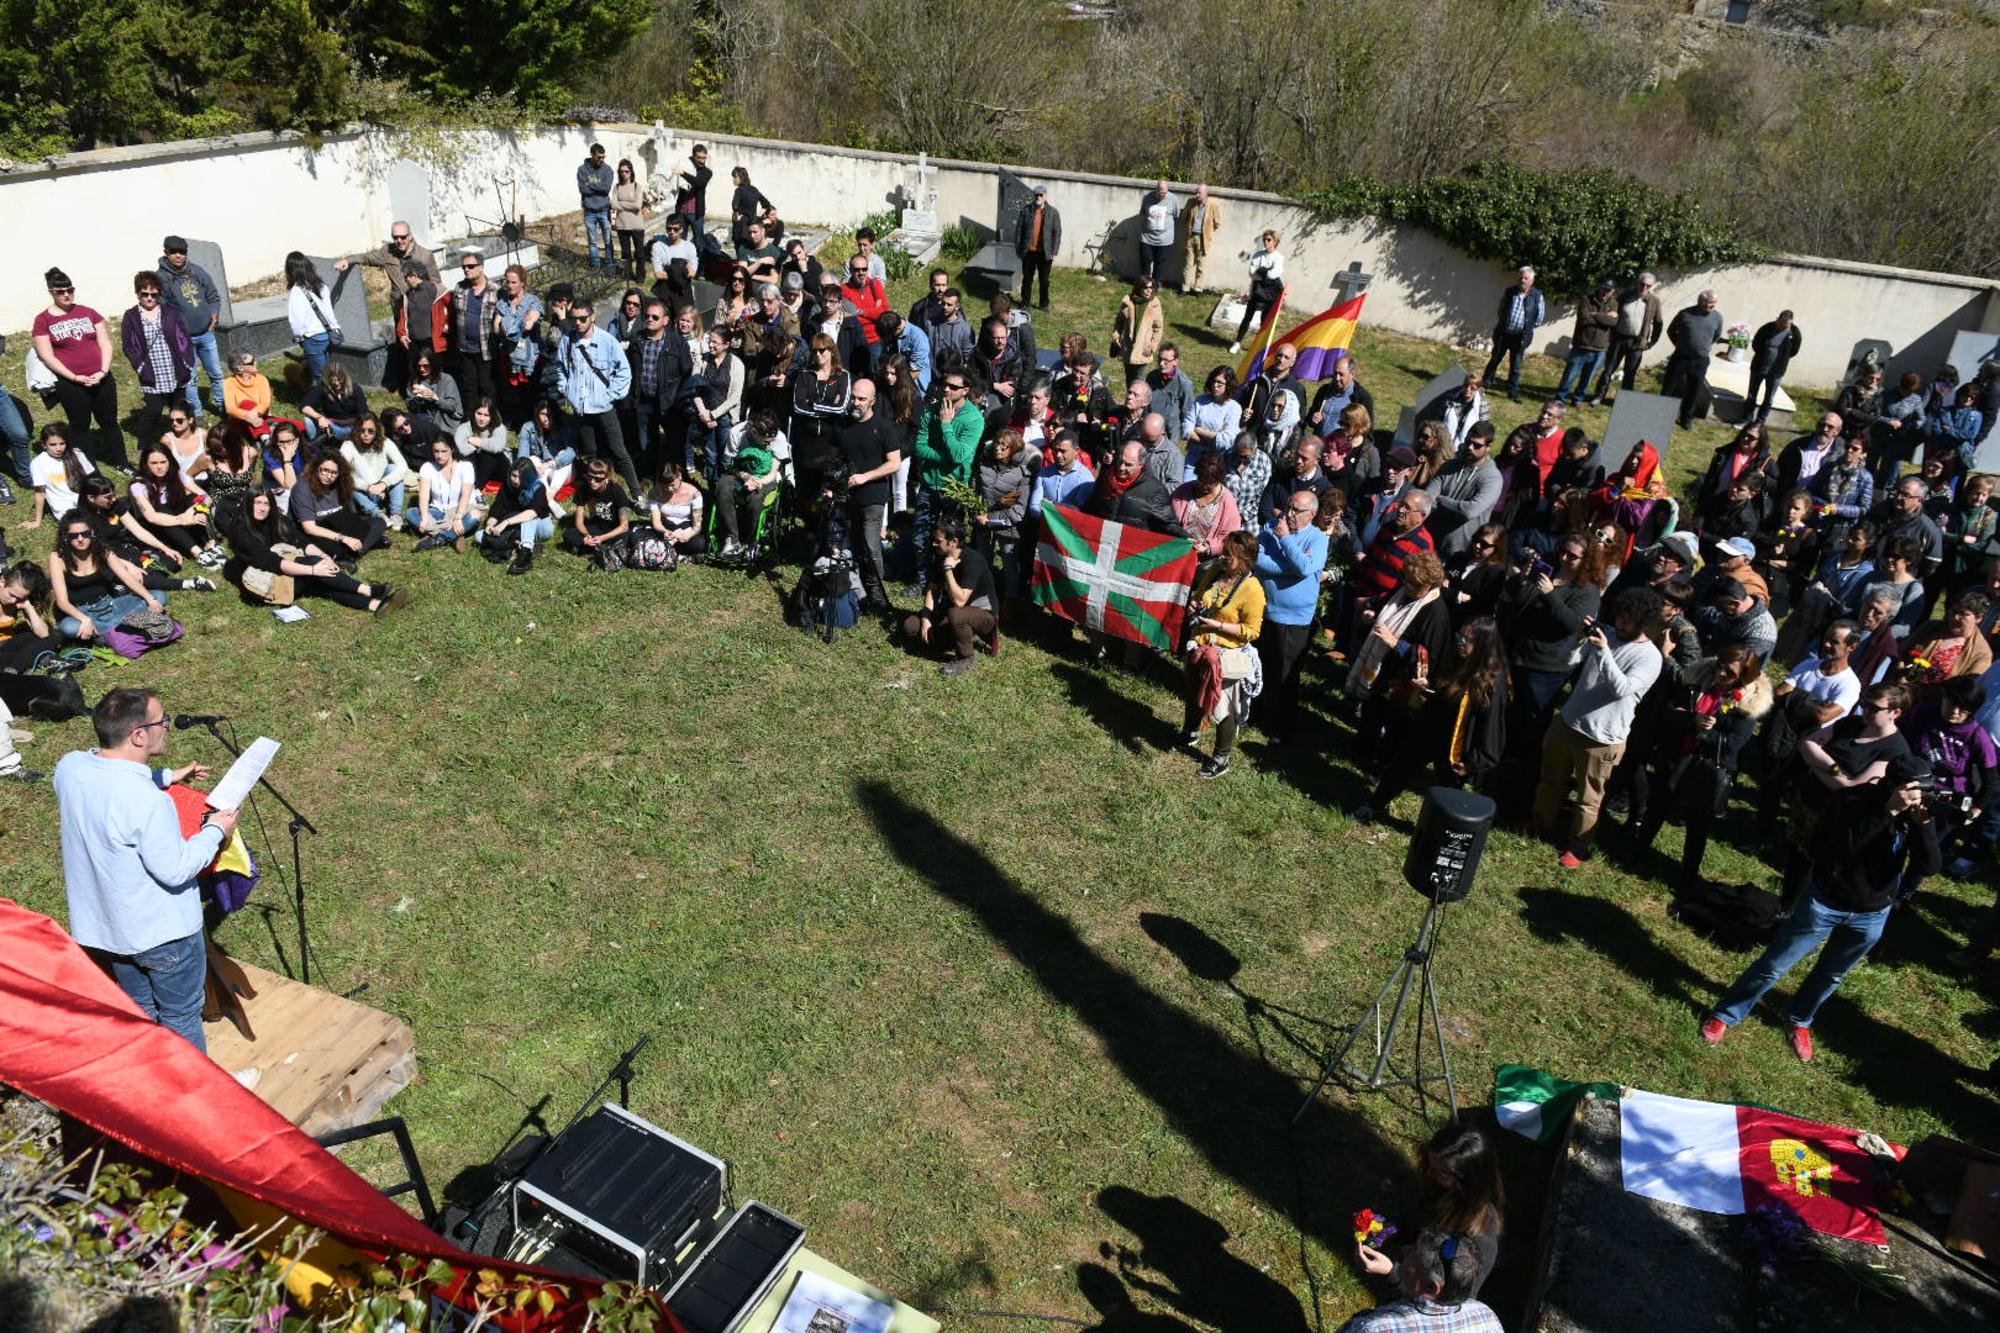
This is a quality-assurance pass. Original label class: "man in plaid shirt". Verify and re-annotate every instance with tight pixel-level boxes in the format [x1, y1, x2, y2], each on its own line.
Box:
[1222, 433, 1271, 522]
[1340, 1228, 1501, 1332]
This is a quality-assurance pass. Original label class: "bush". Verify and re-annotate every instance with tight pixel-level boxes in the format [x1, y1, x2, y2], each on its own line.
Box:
[940, 223, 983, 262]
[1301, 160, 1764, 298]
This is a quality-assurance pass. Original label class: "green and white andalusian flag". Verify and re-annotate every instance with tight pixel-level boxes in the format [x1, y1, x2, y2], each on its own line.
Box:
[1493, 1064, 1619, 1145]
[1031, 502, 1198, 651]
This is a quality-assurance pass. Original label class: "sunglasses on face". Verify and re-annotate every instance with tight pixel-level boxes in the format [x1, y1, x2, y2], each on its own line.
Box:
[50, 286, 73, 295]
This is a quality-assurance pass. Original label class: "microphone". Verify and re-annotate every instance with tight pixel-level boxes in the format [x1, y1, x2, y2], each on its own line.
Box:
[174, 714, 229, 730]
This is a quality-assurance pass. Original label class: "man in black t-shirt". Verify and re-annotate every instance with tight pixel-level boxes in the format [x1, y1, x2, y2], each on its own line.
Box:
[901, 513, 997, 675]
[840, 378, 901, 612]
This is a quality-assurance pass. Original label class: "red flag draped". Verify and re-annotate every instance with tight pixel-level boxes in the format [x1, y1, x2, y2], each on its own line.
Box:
[0, 898, 670, 1329]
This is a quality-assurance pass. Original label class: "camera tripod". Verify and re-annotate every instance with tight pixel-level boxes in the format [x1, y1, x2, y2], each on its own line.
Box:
[1293, 895, 1458, 1123]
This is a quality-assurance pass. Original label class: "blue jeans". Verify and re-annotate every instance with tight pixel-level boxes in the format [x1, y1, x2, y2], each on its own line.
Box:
[407, 506, 479, 536]
[61, 591, 164, 639]
[0, 390, 29, 483]
[299, 332, 333, 383]
[354, 482, 407, 521]
[584, 207, 613, 266]
[1556, 347, 1606, 403]
[96, 930, 208, 1052]
[1712, 884, 1890, 1029]
[186, 329, 226, 415]
[484, 515, 555, 550]
[304, 418, 353, 443]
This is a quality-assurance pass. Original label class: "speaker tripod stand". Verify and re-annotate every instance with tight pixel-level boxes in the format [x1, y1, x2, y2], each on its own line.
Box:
[1292, 895, 1458, 1123]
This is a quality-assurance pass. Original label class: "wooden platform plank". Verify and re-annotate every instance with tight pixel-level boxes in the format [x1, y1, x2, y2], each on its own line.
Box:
[203, 962, 416, 1135]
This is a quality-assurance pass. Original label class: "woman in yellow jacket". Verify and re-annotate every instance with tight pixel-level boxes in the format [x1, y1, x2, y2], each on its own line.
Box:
[1181, 529, 1266, 779]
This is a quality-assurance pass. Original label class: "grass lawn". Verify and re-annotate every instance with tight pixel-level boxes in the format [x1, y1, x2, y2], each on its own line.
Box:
[1, 239, 1995, 1331]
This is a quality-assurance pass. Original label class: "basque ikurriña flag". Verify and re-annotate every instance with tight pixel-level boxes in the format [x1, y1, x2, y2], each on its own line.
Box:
[1620, 1088, 1887, 1244]
[1032, 503, 1198, 650]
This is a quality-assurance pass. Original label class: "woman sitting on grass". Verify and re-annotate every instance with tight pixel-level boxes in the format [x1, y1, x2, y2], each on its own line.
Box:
[301, 362, 367, 443]
[516, 399, 576, 486]
[220, 490, 404, 615]
[261, 420, 308, 508]
[290, 451, 387, 564]
[161, 405, 208, 489]
[201, 419, 260, 511]
[23, 423, 95, 530]
[75, 476, 217, 593]
[222, 350, 275, 437]
[408, 436, 479, 552]
[0, 564, 61, 672]
[405, 349, 465, 432]
[128, 442, 223, 568]
[47, 514, 167, 643]
[479, 458, 556, 576]
[647, 461, 707, 557]
[341, 414, 409, 530]
[564, 457, 636, 566]
[455, 397, 511, 491]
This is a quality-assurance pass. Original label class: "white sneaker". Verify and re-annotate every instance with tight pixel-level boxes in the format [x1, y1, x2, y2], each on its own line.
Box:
[231, 1067, 262, 1090]
[1228, 341, 1241, 355]
[9, 728, 32, 745]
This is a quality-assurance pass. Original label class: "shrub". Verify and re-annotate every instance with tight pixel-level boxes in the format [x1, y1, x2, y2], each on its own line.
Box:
[1301, 160, 1764, 297]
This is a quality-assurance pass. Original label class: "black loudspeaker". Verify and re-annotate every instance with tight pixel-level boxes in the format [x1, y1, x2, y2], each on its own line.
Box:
[1403, 787, 1496, 903]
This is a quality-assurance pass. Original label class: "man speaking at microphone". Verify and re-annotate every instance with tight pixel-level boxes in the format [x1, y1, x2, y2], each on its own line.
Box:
[54, 688, 238, 1053]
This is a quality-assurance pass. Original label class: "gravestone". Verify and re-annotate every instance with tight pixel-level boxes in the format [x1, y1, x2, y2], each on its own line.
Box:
[1331, 261, 1373, 304]
[184, 239, 234, 328]
[308, 256, 371, 347]
[1412, 364, 1467, 422]
[995, 168, 1037, 246]
[900, 151, 940, 237]
[1602, 390, 1679, 462]
[1841, 338, 1893, 389]
[387, 161, 433, 246]
[1397, 365, 1467, 447]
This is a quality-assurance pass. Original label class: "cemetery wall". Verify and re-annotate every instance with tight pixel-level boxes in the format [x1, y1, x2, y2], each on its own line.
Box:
[4, 122, 1996, 388]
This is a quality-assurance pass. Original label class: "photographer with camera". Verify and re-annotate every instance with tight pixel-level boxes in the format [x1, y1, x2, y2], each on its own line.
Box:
[1895, 676, 1997, 901]
[1702, 750, 1940, 1063]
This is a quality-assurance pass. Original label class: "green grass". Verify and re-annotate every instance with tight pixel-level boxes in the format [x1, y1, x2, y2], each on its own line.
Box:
[1, 247, 1994, 1330]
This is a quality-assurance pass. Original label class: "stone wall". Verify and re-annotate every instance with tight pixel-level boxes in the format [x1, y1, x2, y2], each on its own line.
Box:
[3, 121, 1995, 389]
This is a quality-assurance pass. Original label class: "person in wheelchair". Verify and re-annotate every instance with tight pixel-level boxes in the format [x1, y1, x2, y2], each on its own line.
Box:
[713, 408, 789, 561]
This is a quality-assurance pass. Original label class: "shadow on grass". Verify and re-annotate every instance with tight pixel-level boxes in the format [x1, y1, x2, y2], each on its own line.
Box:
[1095, 1187, 1311, 1333]
[1049, 661, 1183, 757]
[1139, 912, 1329, 1069]
[857, 781, 1411, 1272]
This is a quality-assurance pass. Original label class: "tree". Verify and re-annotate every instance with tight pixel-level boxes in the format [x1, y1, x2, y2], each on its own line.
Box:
[349, 0, 654, 110]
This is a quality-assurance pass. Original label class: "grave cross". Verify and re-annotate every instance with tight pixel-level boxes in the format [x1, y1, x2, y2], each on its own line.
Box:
[912, 151, 939, 212]
[1333, 261, 1373, 305]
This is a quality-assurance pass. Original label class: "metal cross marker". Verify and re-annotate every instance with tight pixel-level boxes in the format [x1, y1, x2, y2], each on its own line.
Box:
[1333, 261, 1373, 304]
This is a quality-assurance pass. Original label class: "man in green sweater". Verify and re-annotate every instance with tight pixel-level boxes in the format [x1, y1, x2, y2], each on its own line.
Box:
[911, 371, 985, 590]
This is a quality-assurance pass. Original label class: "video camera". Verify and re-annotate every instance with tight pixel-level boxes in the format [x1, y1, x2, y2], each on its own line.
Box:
[1912, 773, 1976, 820]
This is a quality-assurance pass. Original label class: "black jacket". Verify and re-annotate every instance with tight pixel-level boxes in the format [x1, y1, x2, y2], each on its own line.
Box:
[1810, 785, 1940, 913]
[1087, 472, 1187, 537]
[1013, 200, 1062, 257]
[1751, 321, 1802, 373]
[624, 330, 694, 413]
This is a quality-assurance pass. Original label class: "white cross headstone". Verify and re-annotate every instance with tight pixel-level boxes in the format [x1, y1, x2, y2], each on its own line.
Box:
[913, 151, 939, 212]
[901, 151, 941, 238]
[1333, 261, 1373, 305]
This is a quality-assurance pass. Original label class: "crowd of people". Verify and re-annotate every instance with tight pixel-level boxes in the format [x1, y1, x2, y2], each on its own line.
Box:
[8, 150, 2000, 1071]
[19, 149, 2000, 1333]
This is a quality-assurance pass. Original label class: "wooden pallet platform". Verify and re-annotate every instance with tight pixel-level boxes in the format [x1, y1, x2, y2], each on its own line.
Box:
[203, 962, 416, 1137]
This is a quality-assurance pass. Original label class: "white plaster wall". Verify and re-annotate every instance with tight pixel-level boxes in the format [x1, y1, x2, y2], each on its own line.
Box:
[6, 122, 1995, 389]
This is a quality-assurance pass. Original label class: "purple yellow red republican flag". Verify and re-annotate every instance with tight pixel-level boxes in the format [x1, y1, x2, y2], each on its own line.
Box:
[1236, 293, 1368, 383]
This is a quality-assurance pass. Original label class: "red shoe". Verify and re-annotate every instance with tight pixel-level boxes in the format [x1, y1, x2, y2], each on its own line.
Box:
[1788, 1025, 1814, 1063]
[986, 623, 1003, 657]
[1699, 1017, 1727, 1044]
[1558, 850, 1587, 869]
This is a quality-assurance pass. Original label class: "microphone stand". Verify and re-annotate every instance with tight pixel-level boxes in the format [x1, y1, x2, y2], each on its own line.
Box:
[201, 720, 320, 985]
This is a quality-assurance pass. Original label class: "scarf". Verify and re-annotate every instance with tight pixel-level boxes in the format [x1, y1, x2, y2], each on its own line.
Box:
[1345, 586, 1440, 696]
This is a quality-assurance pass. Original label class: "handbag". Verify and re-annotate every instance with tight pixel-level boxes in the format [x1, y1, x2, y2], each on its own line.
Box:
[120, 606, 179, 642]
[103, 616, 183, 659]
[240, 565, 296, 606]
